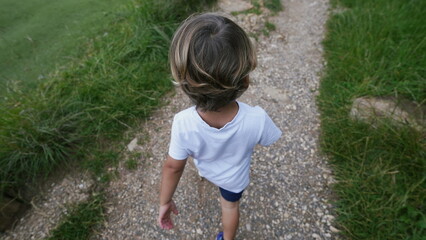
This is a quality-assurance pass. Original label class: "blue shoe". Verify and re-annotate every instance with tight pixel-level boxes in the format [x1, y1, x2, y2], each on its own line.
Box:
[216, 232, 224, 240]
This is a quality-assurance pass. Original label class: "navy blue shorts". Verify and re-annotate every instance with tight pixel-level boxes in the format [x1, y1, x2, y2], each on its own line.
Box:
[219, 187, 244, 202]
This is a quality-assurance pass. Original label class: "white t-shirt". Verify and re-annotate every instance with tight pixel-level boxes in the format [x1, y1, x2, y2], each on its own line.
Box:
[168, 101, 282, 193]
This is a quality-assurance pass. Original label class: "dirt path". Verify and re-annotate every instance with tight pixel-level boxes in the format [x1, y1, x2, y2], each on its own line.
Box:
[97, 0, 336, 239]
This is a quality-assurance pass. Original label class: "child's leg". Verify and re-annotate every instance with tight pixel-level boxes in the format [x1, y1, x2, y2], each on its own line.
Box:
[220, 196, 240, 240]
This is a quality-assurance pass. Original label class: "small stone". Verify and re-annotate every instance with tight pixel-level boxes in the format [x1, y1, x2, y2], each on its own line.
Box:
[127, 138, 138, 152]
[330, 226, 340, 233]
[196, 228, 203, 235]
[312, 233, 321, 239]
[349, 96, 425, 131]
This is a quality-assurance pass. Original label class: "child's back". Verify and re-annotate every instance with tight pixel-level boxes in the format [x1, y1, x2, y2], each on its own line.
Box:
[170, 102, 281, 193]
[158, 13, 281, 240]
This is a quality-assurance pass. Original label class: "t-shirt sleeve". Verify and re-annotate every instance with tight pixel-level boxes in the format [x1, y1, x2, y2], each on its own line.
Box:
[168, 116, 189, 160]
[259, 111, 282, 146]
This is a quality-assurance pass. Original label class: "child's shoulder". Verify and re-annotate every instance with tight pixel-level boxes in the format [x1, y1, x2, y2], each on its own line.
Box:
[173, 106, 196, 121]
[238, 101, 267, 117]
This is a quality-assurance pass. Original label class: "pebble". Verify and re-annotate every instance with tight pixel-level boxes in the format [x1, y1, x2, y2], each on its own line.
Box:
[312, 233, 321, 239]
[330, 226, 340, 233]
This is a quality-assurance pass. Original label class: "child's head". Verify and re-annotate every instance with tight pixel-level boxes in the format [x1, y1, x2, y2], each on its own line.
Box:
[170, 13, 257, 111]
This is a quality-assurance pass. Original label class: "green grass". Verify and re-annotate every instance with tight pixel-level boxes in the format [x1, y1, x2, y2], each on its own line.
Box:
[0, 0, 131, 92]
[46, 193, 105, 240]
[83, 149, 120, 183]
[125, 158, 138, 170]
[319, 0, 426, 239]
[262, 21, 276, 36]
[265, 21, 276, 31]
[264, 0, 282, 14]
[0, 0, 216, 202]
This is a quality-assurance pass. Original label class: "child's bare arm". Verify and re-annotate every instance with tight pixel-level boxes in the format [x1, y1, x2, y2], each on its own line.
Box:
[160, 155, 187, 204]
[158, 155, 187, 229]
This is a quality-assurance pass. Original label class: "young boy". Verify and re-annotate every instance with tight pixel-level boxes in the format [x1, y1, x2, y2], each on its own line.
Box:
[158, 13, 281, 240]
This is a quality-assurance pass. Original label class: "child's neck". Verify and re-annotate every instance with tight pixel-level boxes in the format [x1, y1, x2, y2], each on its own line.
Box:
[197, 101, 239, 129]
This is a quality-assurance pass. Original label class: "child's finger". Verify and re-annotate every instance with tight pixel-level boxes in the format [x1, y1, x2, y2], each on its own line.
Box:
[171, 205, 179, 215]
[160, 218, 174, 229]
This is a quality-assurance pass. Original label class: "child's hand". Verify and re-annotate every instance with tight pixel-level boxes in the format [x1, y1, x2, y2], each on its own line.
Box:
[158, 200, 178, 229]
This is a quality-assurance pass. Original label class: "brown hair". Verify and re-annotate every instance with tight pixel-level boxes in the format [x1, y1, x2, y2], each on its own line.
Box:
[169, 13, 257, 111]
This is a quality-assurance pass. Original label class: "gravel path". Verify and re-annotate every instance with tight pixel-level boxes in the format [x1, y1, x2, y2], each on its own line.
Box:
[1, 1, 337, 239]
[97, 0, 337, 239]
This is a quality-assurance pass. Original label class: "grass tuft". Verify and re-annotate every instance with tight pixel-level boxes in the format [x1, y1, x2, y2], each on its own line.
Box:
[262, 21, 277, 37]
[46, 193, 105, 240]
[125, 158, 138, 170]
[264, 0, 282, 14]
[265, 21, 276, 31]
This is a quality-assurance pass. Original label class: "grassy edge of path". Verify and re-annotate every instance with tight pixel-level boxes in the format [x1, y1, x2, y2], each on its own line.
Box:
[319, 0, 426, 239]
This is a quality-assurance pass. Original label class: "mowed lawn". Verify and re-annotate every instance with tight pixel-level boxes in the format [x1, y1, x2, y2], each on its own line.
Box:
[0, 0, 129, 91]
